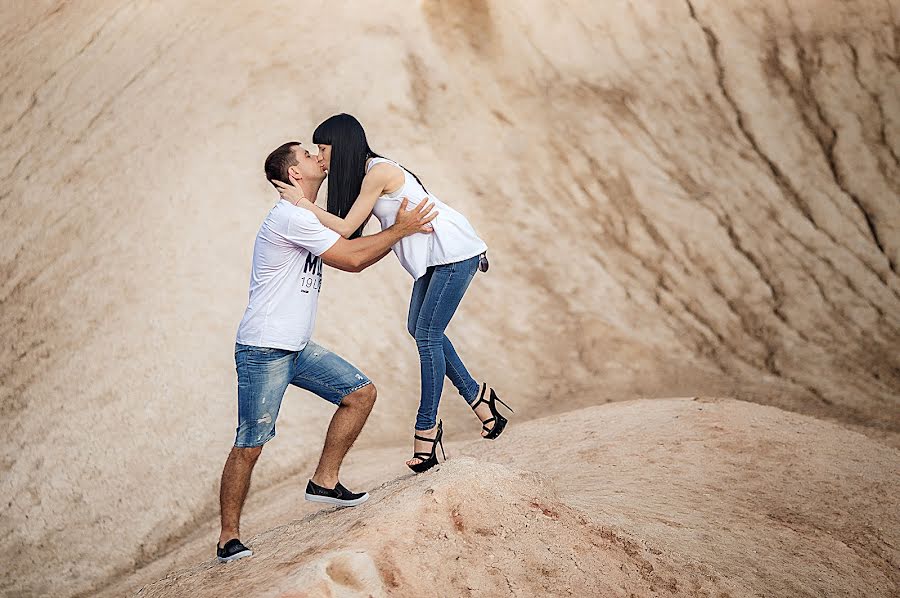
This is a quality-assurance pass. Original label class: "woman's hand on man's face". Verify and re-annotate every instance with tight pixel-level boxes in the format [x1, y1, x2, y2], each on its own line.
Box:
[273, 177, 314, 209]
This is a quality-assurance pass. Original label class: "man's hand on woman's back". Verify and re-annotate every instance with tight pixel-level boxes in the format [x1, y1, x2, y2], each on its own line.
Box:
[393, 197, 437, 237]
[320, 197, 436, 273]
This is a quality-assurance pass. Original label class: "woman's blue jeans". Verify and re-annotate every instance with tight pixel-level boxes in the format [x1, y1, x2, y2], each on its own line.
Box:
[407, 254, 481, 430]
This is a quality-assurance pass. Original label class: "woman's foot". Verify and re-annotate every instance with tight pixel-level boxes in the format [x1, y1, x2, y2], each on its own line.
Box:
[469, 383, 513, 439]
[406, 424, 438, 468]
[472, 401, 495, 437]
[406, 421, 446, 472]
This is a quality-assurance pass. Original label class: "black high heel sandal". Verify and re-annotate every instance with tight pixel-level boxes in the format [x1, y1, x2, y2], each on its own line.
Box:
[408, 420, 446, 473]
[471, 383, 513, 440]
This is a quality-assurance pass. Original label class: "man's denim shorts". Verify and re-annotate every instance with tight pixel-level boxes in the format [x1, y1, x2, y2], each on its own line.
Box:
[233, 341, 372, 448]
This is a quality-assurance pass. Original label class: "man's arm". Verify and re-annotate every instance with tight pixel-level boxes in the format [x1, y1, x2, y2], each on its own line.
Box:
[320, 198, 436, 272]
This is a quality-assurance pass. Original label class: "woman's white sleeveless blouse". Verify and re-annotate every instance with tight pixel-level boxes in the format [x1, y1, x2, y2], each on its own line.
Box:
[367, 157, 487, 279]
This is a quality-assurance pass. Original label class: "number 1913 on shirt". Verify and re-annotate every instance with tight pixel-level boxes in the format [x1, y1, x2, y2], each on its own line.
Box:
[301, 253, 323, 293]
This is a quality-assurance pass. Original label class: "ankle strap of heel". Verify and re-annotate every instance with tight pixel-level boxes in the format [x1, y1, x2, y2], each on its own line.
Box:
[470, 383, 488, 409]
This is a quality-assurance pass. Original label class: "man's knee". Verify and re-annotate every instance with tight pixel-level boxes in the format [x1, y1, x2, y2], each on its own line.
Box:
[232, 445, 263, 462]
[342, 382, 377, 408]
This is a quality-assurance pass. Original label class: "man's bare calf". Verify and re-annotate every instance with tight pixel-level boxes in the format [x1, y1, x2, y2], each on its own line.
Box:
[310, 383, 376, 488]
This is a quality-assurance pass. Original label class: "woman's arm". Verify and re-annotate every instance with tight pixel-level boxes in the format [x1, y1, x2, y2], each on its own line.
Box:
[276, 163, 403, 238]
[304, 201, 364, 238]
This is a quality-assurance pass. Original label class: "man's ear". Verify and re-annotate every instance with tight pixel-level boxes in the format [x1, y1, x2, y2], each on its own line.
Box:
[286, 165, 302, 185]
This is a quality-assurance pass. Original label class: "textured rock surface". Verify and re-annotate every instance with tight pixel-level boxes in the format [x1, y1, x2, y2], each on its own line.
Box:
[126, 400, 899, 598]
[1, 1, 898, 596]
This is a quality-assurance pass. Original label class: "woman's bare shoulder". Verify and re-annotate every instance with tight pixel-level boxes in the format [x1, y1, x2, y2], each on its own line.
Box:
[366, 160, 405, 193]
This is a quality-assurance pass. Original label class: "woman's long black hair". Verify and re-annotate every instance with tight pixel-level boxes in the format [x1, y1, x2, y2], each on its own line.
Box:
[313, 113, 428, 239]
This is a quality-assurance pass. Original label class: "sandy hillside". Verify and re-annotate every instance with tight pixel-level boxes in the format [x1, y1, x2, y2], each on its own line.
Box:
[1, 0, 898, 597]
[120, 399, 899, 598]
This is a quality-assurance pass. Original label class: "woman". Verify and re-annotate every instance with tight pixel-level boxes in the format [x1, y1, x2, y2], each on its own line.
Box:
[275, 113, 511, 473]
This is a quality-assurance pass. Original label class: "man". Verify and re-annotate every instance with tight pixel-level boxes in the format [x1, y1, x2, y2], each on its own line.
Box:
[217, 141, 436, 563]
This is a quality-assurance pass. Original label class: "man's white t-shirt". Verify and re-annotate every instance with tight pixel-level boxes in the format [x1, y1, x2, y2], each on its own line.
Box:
[236, 200, 340, 351]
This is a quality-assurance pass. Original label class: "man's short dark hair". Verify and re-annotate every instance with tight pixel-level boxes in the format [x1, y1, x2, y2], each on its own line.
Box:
[264, 142, 301, 187]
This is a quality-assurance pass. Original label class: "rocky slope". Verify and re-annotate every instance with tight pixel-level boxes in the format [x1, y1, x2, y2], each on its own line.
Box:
[126, 400, 899, 598]
[1, 1, 898, 596]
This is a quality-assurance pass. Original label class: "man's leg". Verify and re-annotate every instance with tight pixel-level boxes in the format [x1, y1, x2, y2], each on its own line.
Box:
[218, 445, 262, 547]
[218, 344, 292, 549]
[289, 342, 377, 490]
[310, 383, 377, 488]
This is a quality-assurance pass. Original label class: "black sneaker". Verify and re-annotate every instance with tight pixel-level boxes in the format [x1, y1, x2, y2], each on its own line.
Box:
[216, 538, 252, 563]
[304, 479, 369, 507]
